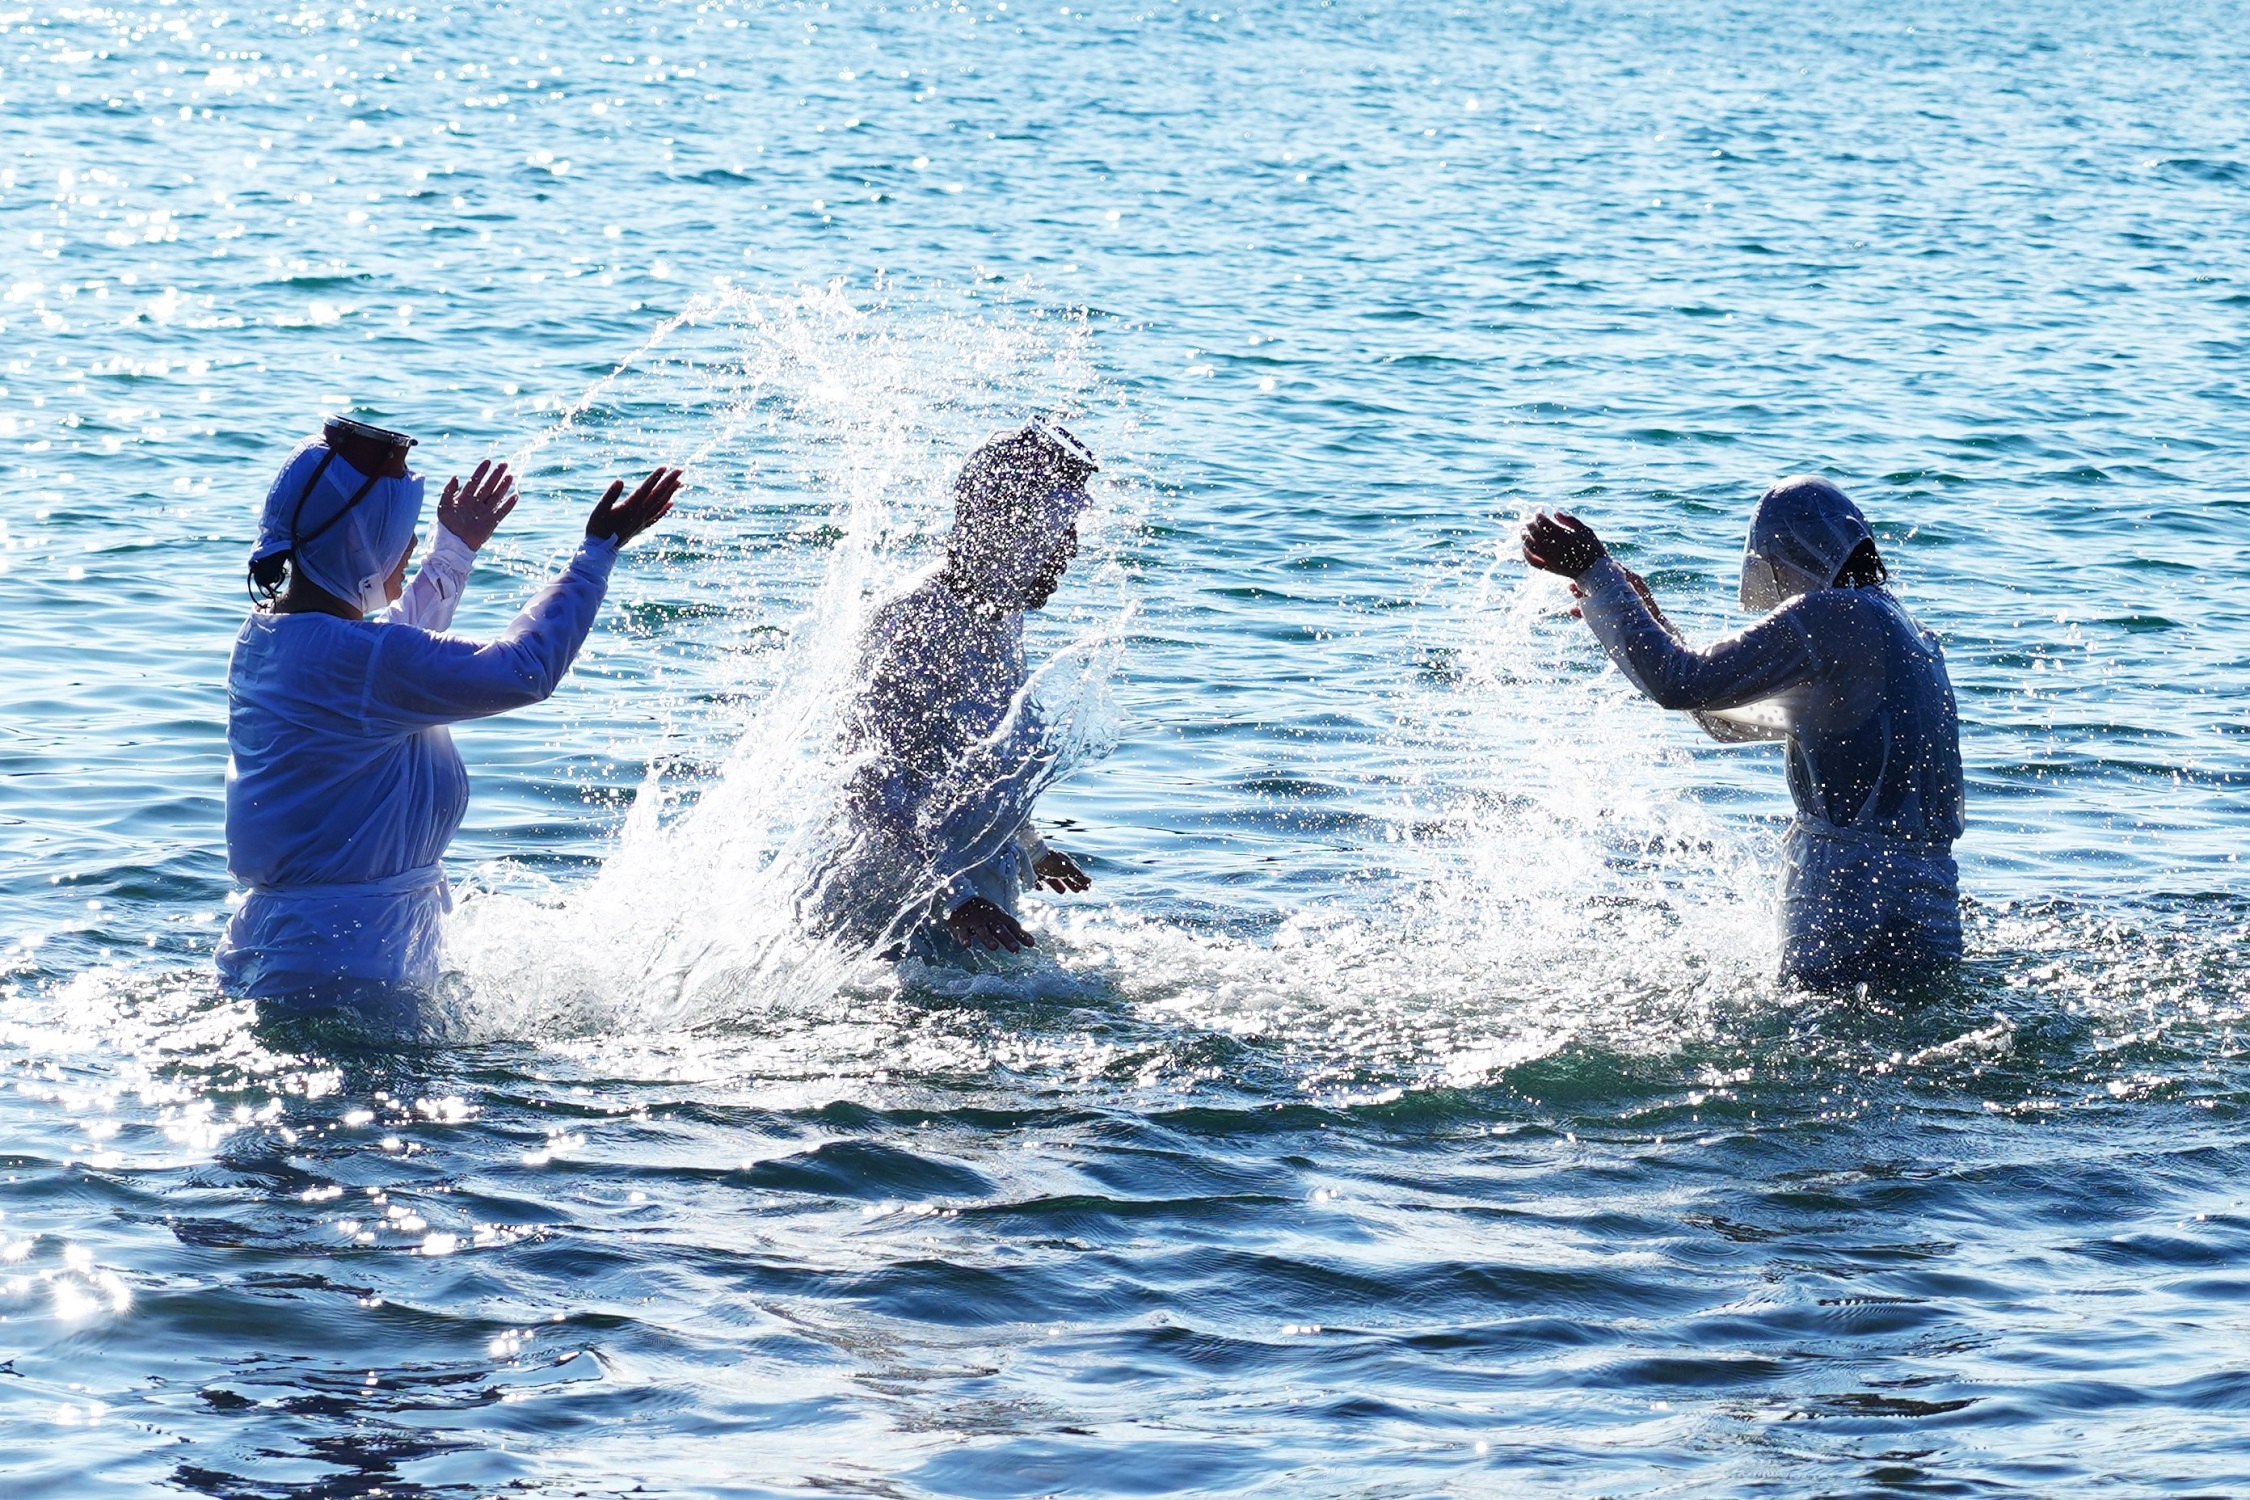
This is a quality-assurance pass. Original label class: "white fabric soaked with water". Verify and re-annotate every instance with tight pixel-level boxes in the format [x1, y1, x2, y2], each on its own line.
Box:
[1778, 822, 1960, 981]
[819, 571, 1056, 956]
[377, 525, 476, 632]
[1575, 555, 1964, 982]
[216, 537, 619, 1001]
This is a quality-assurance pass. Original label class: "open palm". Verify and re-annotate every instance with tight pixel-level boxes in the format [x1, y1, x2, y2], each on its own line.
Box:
[438, 460, 517, 550]
[586, 467, 685, 545]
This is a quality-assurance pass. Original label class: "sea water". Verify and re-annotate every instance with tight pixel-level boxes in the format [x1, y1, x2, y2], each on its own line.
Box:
[3, 2, 2248, 1494]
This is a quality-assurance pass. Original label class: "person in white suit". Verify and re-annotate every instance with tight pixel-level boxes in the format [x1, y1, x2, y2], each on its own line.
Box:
[819, 422, 1102, 961]
[218, 414, 681, 1007]
[1522, 476, 1965, 986]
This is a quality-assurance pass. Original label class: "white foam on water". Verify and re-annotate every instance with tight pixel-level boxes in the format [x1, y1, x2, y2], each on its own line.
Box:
[1047, 554, 1783, 1096]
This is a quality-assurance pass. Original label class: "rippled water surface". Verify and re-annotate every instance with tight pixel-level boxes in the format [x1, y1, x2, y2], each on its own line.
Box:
[4, 2, 2249, 1495]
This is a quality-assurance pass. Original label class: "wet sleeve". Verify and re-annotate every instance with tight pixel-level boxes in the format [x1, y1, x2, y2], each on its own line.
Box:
[357, 537, 620, 731]
[937, 868, 982, 917]
[940, 815, 1044, 916]
[929, 721, 1051, 916]
[375, 524, 476, 632]
[1576, 557, 1819, 713]
[1691, 704, 1791, 743]
[1625, 595, 1781, 744]
[931, 737, 1040, 919]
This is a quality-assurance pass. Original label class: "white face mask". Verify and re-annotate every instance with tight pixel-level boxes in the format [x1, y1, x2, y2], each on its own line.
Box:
[954, 482, 1090, 609]
[1739, 548, 1832, 613]
[352, 524, 417, 615]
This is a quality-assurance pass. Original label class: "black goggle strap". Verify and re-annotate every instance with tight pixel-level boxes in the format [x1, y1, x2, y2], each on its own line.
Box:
[250, 449, 332, 601]
[247, 447, 389, 603]
[288, 448, 388, 550]
[246, 557, 283, 603]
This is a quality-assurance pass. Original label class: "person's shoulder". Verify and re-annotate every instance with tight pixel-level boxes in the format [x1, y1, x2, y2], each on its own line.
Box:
[1814, 585, 1939, 637]
[874, 569, 957, 625]
[1874, 591, 1948, 655]
[253, 609, 384, 644]
[231, 611, 380, 693]
[1747, 589, 1859, 661]
[855, 571, 937, 654]
[1779, 586, 1886, 627]
[363, 617, 481, 670]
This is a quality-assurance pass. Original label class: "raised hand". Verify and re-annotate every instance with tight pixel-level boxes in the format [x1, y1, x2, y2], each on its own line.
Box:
[586, 467, 685, 545]
[944, 897, 1035, 954]
[1520, 511, 1608, 578]
[438, 459, 518, 550]
[1032, 848, 1092, 894]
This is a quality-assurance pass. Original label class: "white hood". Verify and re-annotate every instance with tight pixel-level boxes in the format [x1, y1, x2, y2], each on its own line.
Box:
[1739, 475, 1874, 612]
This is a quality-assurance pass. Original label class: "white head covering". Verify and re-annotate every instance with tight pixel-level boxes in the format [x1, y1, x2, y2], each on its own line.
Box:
[945, 423, 1097, 604]
[254, 435, 424, 615]
[1032, 476, 1092, 533]
[1739, 475, 1875, 612]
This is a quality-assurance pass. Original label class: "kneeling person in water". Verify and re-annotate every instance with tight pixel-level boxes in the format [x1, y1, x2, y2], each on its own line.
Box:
[218, 414, 682, 1007]
[822, 422, 1100, 959]
[1521, 477, 1964, 987]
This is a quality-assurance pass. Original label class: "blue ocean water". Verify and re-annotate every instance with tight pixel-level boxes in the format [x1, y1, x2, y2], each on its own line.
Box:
[4, 0, 2249, 1493]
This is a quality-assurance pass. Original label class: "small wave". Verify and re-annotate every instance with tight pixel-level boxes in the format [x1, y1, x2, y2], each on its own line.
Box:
[2151, 156, 2247, 185]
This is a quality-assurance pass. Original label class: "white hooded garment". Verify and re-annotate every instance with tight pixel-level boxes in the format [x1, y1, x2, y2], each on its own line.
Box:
[254, 436, 426, 616]
[1572, 482, 1964, 984]
[817, 571, 1058, 959]
[216, 534, 620, 1003]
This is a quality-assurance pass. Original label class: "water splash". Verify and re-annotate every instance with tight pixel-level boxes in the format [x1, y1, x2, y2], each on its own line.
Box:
[455, 289, 1780, 1084]
[959, 538, 1784, 1101]
[447, 284, 1125, 1035]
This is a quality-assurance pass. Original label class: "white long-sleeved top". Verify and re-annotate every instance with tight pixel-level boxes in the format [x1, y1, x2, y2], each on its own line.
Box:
[1575, 556, 1962, 843]
[1573, 556, 1965, 982]
[821, 571, 1055, 950]
[377, 523, 476, 632]
[215, 535, 620, 999]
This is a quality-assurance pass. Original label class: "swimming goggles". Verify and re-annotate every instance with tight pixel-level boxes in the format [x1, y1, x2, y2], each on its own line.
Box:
[289, 416, 416, 550]
[1025, 418, 1098, 478]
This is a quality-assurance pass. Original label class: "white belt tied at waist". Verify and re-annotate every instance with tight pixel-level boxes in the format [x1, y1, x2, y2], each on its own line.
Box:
[1791, 817, 1952, 856]
[245, 863, 453, 913]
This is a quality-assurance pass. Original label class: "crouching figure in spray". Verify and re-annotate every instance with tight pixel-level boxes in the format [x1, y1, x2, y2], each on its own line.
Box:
[816, 422, 1101, 962]
[1521, 477, 1964, 987]
[217, 414, 683, 1008]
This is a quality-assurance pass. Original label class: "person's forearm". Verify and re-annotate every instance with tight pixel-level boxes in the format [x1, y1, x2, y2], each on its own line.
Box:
[364, 536, 620, 726]
[1576, 557, 1815, 712]
[379, 524, 476, 632]
[472, 535, 620, 706]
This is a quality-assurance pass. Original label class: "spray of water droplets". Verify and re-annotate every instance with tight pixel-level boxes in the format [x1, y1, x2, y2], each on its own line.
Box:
[445, 283, 1133, 1038]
